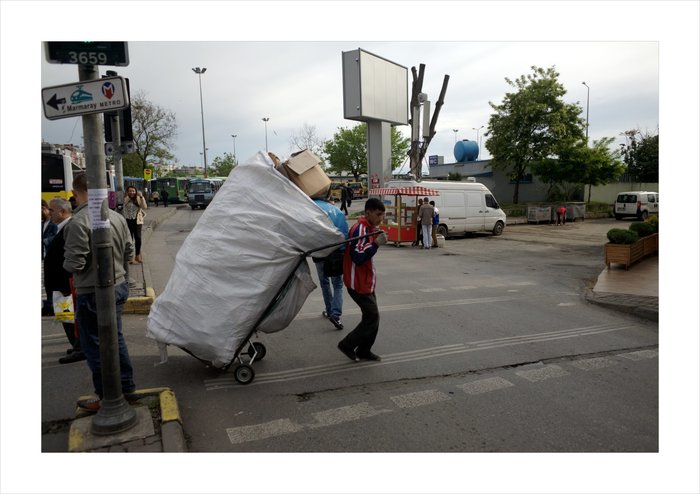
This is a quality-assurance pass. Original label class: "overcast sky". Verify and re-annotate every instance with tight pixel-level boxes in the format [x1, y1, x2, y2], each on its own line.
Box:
[3, 2, 700, 494]
[40, 40, 659, 171]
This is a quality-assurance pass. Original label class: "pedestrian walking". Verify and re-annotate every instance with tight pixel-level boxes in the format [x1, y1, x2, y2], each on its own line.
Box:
[337, 198, 387, 362]
[63, 172, 137, 412]
[123, 186, 148, 263]
[312, 192, 349, 330]
[161, 189, 169, 207]
[340, 185, 349, 215]
[151, 190, 160, 207]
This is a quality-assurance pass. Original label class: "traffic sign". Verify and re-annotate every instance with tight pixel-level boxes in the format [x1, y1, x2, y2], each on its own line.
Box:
[45, 42, 129, 67]
[42, 76, 129, 121]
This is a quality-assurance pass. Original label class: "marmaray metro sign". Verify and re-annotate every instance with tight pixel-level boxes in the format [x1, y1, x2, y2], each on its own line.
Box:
[42, 76, 129, 121]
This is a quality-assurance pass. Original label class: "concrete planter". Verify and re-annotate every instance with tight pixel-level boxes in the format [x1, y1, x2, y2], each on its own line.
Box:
[604, 240, 644, 270]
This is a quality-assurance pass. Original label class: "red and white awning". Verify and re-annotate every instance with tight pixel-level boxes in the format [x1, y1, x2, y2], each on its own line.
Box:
[369, 186, 440, 197]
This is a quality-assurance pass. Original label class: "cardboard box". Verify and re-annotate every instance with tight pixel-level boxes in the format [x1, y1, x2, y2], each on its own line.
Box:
[283, 149, 331, 198]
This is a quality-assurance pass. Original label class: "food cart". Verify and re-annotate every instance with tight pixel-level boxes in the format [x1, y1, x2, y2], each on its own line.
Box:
[369, 186, 440, 247]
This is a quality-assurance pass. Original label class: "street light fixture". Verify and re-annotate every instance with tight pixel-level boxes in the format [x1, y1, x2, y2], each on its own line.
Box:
[453, 129, 459, 143]
[192, 67, 208, 177]
[472, 125, 484, 159]
[231, 134, 237, 164]
[262, 117, 270, 152]
[582, 81, 590, 143]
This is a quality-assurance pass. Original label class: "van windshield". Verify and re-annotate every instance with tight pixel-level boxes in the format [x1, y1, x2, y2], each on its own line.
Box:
[189, 182, 212, 193]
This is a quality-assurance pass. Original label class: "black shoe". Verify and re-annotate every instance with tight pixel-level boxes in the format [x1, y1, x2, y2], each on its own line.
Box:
[337, 342, 358, 362]
[357, 351, 381, 361]
[66, 348, 74, 355]
[329, 316, 344, 330]
[59, 351, 86, 364]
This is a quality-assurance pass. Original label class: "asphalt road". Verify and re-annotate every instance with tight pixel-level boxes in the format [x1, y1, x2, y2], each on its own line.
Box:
[140, 213, 658, 452]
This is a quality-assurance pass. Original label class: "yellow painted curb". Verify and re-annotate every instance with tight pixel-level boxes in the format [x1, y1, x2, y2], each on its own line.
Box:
[67, 422, 86, 452]
[159, 389, 181, 424]
[123, 289, 155, 314]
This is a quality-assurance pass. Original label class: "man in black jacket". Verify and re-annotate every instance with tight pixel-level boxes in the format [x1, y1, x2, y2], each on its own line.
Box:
[44, 197, 85, 364]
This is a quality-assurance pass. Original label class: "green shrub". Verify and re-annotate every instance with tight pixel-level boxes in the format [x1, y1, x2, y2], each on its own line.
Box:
[607, 228, 639, 244]
[629, 221, 656, 238]
[645, 215, 659, 233]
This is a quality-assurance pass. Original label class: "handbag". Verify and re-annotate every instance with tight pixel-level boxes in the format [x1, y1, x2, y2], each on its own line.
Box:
[52, 291, 75, 322]
[323, 249, 344, 277]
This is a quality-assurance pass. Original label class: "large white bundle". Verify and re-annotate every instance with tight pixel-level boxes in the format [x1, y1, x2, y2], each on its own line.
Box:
[146, 152, 344, 368]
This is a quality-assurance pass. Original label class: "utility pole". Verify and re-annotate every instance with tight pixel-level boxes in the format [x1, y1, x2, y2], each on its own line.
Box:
[79, 63, 137, 435]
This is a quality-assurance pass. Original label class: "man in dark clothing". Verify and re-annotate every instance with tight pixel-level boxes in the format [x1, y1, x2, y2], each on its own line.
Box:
[340, 185, 349, 215]
[337, 198, 387, 362]
[161, 189, 169, 207]
[44, 197, 85, 364]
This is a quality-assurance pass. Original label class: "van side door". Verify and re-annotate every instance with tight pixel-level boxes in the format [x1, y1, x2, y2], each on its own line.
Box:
[466, 191, 486, 232]
[441, 192, 468, 234]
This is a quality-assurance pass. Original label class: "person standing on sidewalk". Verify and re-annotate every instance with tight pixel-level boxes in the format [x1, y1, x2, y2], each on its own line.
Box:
[418, 197, 435, 249]
[123, 186, 148, 263]
[430, 200, 440, 247]
[337, 197, 387, 362]
[42, 199, 58, 316]
[161, 189, 169, 207]
[63, 172, 137, 412]
[312, 193, 349, 330]
[44, 197, 86, 364]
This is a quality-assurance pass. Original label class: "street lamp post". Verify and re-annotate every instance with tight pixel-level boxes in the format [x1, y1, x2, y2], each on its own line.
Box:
[582, 81, 590, 143]
[453, 129, 458, 143]
[472, 125, 484, 159]
[192, 67, 208, 177]
[231, 134, 237, 164]
[262, 117, 269, 153]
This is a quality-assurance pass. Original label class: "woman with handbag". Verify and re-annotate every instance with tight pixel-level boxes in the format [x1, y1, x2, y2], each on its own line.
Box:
[123, 186, 148, 263]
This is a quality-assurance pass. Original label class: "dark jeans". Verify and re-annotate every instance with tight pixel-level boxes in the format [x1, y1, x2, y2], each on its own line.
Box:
[76, 281, 135, 398]
[341, 288, 380, 355]
[126, 218, 143, 255]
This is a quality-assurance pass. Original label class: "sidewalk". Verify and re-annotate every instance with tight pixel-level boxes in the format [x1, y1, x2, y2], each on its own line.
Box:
[586, 254, 659, 321]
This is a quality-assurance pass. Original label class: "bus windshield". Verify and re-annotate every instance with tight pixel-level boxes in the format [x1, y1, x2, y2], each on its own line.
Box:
[189, 182, 212, 193]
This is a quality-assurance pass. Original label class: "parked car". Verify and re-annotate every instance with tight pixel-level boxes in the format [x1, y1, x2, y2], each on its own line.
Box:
[614, 191, 659, 220]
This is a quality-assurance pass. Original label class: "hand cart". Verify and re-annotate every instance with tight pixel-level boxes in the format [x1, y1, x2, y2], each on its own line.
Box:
[198, 231, 381, 385]
[369, 186, 440, 247]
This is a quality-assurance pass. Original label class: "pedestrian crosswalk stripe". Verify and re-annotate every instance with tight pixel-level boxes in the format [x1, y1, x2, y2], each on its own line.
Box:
[515, 364, 569, 382]
[226, 418, 303, 444]
[458, 377, 514, 395]
[569, 357, 617, 371]
[390, 389, 451, 408]
[617, 349, 658, 361]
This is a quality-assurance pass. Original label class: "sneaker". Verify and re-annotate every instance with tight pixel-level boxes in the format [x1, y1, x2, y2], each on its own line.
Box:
[337, 342, 359, 362]
[77, 398, 101, 413]
[357, 351, 381, 361]
[59, 351, 86, 364]
[329, 316, 344, 330]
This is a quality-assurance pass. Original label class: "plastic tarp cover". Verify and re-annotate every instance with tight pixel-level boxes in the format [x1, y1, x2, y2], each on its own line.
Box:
[146, 152, 345, 368]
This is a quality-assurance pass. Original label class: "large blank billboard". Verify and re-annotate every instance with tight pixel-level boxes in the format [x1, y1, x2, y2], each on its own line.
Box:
[342, 49, 408, 125]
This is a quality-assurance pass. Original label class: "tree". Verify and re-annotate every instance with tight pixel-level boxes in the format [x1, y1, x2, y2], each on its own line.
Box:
[289, 123, 325, 157]
[531, 137, 625, 202]
[209, 152, 236, 177]
[323, 124, 410, 181]
[620, 129, 658, 182]
[124, 91, 178, 177]
[486, 66, 586, 203]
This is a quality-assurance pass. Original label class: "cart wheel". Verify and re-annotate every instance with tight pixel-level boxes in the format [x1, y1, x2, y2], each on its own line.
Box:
[393, 241, 400, 247]
[247, 342, 267, 361]
[234, 364, 255, 385]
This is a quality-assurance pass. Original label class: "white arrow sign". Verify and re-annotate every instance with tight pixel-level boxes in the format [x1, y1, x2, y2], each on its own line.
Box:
[42, 76, 129, 120]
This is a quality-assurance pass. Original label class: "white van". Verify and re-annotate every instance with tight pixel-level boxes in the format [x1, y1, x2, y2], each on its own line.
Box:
[614, 191, 659, 220]
[386, 179, 507, 237]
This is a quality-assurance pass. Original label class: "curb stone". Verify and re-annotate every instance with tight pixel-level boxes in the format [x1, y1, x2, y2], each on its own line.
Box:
[68, 387, 186, 452]
[584, 288, 658, 322]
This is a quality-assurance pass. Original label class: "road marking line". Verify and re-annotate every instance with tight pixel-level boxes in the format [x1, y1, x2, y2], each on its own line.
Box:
[390, 389, 451, 408]
[617, 349, 658, 361]
[450, 285, 477, 290]
[386, 290, 415, 295]
[515, 364, 569, 382]
[204, 324, 639, 390]
[569, 357, 618, 371]
[226, 418, 303, 444]
[419, 288, 447, 293]
[458, 376, 514, 395]
[308, 402, 392, 428]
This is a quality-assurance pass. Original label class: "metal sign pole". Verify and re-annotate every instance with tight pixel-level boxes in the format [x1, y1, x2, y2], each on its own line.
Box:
[78, 63, 137, 435]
